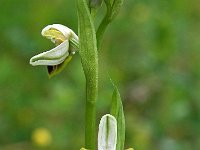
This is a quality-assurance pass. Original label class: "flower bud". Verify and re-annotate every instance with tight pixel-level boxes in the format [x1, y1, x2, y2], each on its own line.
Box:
[89, 0, 103, 8]
[98, 114, 117, 150]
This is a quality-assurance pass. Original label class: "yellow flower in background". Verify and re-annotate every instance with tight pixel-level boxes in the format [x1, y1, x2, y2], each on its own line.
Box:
[32, 128, 52, 147]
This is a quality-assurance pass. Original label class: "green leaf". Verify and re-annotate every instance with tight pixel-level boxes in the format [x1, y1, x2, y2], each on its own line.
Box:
[110, 83, 125, 150]
[77, 0, 98, 149]
[77, 0, 98, 104]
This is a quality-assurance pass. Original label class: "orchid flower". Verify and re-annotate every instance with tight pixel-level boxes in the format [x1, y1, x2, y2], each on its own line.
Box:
[81, 114, 133, 150]
[30, 24, 79, 77]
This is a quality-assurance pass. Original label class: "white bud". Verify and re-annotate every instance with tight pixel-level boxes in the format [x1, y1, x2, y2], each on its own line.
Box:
[98, 114, 117, 150]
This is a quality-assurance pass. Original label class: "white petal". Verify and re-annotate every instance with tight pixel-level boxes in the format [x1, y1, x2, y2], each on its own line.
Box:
[30, 40, 69, 66]
[98, 114, 117, 150]
[41, 24, 78, 41]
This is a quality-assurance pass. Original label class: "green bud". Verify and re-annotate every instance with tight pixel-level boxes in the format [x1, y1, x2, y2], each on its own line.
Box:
[110, 0, 124, 20]
[89, 0, 103, 8]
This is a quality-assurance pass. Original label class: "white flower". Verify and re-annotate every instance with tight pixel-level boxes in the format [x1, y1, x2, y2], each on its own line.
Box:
[30, 24, 79, 77]
[81, 114, 133, 150]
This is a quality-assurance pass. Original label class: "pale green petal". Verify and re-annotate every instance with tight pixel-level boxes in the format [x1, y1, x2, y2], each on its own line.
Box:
[41, 24, 78, 41]
[30, 40, 69, 66]
[98, 114, 117, 150]
[42, 29, 66, 44]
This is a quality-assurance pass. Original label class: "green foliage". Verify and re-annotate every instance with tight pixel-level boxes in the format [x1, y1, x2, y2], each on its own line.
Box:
[77, 0, 98, 101]
[77, 0, 98, 149]
[110, 84, 125, 150]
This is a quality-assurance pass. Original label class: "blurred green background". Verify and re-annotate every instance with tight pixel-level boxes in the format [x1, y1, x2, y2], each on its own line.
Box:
[0, 0, 200, 149]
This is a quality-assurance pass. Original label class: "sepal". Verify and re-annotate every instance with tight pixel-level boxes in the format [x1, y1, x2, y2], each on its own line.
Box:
[30, 40, 69, 66]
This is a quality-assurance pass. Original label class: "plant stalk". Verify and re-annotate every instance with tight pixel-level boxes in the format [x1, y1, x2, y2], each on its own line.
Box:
[96, 16, 110, 48]
[85, 96, 96, 150]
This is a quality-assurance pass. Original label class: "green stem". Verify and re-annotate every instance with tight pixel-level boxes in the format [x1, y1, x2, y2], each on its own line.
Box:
[84, 67, 98, 149]
[85, 98, 96, 149]
[96, 0, 112, 48]
[96, 16, 110, 48]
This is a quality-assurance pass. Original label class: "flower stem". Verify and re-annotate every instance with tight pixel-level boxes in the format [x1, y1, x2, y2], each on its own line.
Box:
[96, 0, 112, 48]
[96, 16, 110, 48]
[85, 98, 96, 150]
